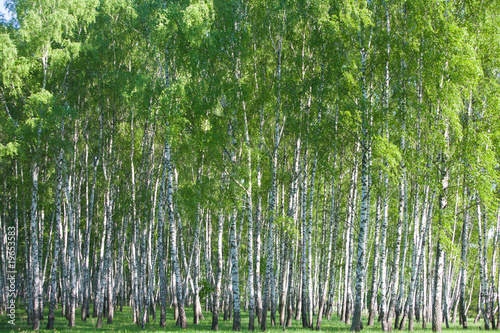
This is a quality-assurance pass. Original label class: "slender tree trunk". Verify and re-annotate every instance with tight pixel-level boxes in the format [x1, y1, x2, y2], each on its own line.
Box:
[343, 143, 359, 326]
[459, 189, 469, 328]
[255, 115, 264, 325]
[395, 175, 408, 330]
[47, 149, 63, 329]
[30, 161, 41, 330]
[82, 112, 102, 321]
[64, 162, 77, 327]
[301, 147, 309, 328]
[387, 173, 405, 330]
[230, 207, 241, 331]
[193, 203, 203, 324]
[307, 108, 317, 329]
[104, 184, 114, 324]
[379, 167, 390, 330]
[163, 124, 187, 329]
[261, 31, 282, 333]
[379, 4, 391, 330]
[279, 230, 288, 327]
[212, 209, 224, 330]
[95, 192, 108, 328]
[408, 186, 433, 331]
[367, 182, 382, 327]
[247, 190, 255, 330]
[244, 109, 255, 331]
[286, 138, 301, 329]
[316, 176, 338, 330]
[432, 192, 446, 332]
[350, 43, 372, 332]
[477, 198, 490, 330]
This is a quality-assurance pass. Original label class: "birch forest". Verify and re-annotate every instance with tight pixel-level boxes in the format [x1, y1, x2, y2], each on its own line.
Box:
[1, 0, 500, 332]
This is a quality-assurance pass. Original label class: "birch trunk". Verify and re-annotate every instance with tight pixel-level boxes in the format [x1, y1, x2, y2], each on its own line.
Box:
[477, 199, 490, 330]
[343, 143, 359, 325]
[261, 125, 279, 331]
[387, 174, 405, 329]
[82, 112, 102, 321]
[261, 32, 282, 333]
[350, 35, 372, 330]
[64, 161, 77, 327]
[408, 186, 433, 331]
[316, 176, 338, 330]
[244, 109, 256, 331]
[255, 115, 264, 325]
[432, 190, 447, 332]
[367, 178, 382, 327]
[379, 3, 391, 330]
[301, 147, 309, 328]
[212, 209, 224, 330]
[380, 169, 390, 331]
[204, 212, 213, 312]
[30, 161, 41, 330]
[193, 203, 203, 324]
[47, 149, 63, 329]
[104, 184, 114, 324]
[158, 132, 169, 326]
[230, 206, 241, 331]
[307, 120, 317, 329]
[114, 215, 128, 314]
[395, 175, 408, 330]
[278, 228, 288, 328]
[408, 74, 425, 330]
[286, 138, 301, 328]
[164, 123, 187, 329]
[95, 192, 108, 328]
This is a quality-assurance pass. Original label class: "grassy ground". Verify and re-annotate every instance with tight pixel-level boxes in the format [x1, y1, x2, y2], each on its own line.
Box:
[0, 303, 485, 333]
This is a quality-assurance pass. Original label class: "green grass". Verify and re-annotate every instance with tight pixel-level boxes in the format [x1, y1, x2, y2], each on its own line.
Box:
[0, 303, 485, 333]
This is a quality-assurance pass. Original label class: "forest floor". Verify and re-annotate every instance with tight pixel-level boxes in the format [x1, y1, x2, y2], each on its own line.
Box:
[0, 304, 485, 333]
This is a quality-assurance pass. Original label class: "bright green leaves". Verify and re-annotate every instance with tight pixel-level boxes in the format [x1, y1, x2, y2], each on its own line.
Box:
[0, 33, 28, 97]
[18, 0, 97, 49]
[183, 1, 212, 45]
[0, 141, 19, 160]
[23, 89, 54, 132]
[373, 134, 402, 178]
[12, 0, 98, 117]
[0, 0, 99, 169]
[0, 33, 17, 81]
[0, 33, 21, 161]
[275, 215, 299, 239]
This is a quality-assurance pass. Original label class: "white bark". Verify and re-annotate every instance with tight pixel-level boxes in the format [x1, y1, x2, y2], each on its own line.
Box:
[387, 173, 405, 328]
[408, 186, 433, 331]
[301, 147, 309, 328]
[459, 191, 469, 328]
[350, 49, 371, 331]
[316, 172, 338, 330]
[95, 190, 107, 328]
[82, 112, 102, 321]
[47, 149, 63, 329]
[261, 33, 282, 332]
[193, 203, 203, 324]
[477, 199, 490, 329]
[367, 174, 382, 326]
[244, 109, 256, 331]
[30, 161, 41, 330]
[212, 204, 224, 330]
[230, 207, 241, 330]
[64, 160, 77, 327]
[165, 124, 187, 328]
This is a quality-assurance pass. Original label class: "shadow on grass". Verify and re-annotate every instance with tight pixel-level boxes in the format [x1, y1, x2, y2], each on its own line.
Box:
[0, 303, 485, 333]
